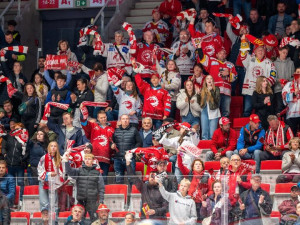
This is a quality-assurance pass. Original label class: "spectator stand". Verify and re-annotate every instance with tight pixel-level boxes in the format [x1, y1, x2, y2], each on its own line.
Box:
[57, 211, 71, 225]
[104, 184, 128, 212]
[11, 211, 30, 225]
[22, 185, 40, 214]
[260, 160, 282, 193]
[30, 212, 42, 225]
[273, 183, 297, 212]
[197, 140, 213, 162]
[129, 184, 141, 217]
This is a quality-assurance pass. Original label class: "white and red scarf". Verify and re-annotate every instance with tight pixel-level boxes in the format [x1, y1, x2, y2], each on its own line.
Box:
[280, 37, 300, 48]
[122, 22, 137, 54]
[212, 13, 243, 29]
[267, 122, 285, 149]
[10, 128, 28, 155]
[107, 67, 125, 86]
[41, 102, 69, 124]
[43, 153, 64, 190]
[0, 75, 18, 98]
[80, 101, 109, 121]
[78, 25, 104, 55]
[0, 46, 28, 61]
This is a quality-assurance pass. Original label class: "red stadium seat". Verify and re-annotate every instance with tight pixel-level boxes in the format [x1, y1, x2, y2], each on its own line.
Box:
[58, 211, 72, 218]
[23, 185, 39, 195]
[261, 160, 282, 170]
[197, 140, 212, 149]
[230, 96, 243, 121]
[131, 185, 141, 194]
[104, 185, 128, 212]
[14, 185, 20, 206]
[11, 212, 30, 225]
[260, 183, 270, 193]
[275, 183, 297, 193]
[204, 161, 220, 171]
[270, 211, 281, 218]
[233, 117, 249, 129]
[111, 211, 135, 218]
[33, 212, 42, 218]
[105, 184, 128, 202]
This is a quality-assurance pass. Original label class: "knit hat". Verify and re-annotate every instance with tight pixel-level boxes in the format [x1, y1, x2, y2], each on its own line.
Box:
[151, 73, 160, 79]
[219, 117, 230, 126]
[263, 34, 278, 47]
[85, 143, 93, 152]
[152, 7, 160, 15]
[0, 108, 4, 113]
[96, 204, 110, 213]
[216, 46, 226, 55]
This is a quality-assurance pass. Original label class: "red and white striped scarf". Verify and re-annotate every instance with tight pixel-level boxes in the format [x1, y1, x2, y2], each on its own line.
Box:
[10, 128, 28, 155]
[80, 101, 109, 121]
[0, 75, 18, 98]
[267, 122, 285, 148]
[122, 22, 137, 54]
[213, 13, 243, 29]
[41, 102, 69, 124]
[0, 46, 28, 61]
[107, 67, 125, 86]
[43, 153, 64, 190]
[78, 25, 104, 55]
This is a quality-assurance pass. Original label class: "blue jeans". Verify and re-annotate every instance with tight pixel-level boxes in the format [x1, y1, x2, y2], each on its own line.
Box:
[114, 158, 136, 184]
[152, 119, 163, 130]
[233, 0, 251, 20]
[39, 181, 58, 212]
[174, 167, 183, 183]
[106, 109, 119, 121]
[8, 166, 24, 201]
[27, 166, 39, 185]
[233, 149, 262, 173]
[201, 106, 219, 140]
[182, 111, 200, 127]
[99, 162, 110, 184]
[220, 94, 231, 117]
[169, 155, 177, 174]
[243, 95, 253, 117]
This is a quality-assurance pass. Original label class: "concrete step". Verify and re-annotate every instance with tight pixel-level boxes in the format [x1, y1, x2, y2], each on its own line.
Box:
[135, 2, 161, 9]
[131, 23, 145, 30]
[126, 15, 152, 24]
[129, 8, 152, 16]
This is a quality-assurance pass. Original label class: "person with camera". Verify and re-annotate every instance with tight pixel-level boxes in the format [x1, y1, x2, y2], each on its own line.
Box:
[125, 151, 168, 219]
[157, 177, 197, 225]
[260, 115, 294, 162]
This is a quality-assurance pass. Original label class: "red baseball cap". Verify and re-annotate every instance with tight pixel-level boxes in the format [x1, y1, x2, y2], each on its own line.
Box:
[219, 117, 230, 126]
[263, 34, 278, 47]
[178, 122, 191, 130]
[250, 114, 261, 123]
[152, 7, 160, 15]
[96, 204, 110, 213]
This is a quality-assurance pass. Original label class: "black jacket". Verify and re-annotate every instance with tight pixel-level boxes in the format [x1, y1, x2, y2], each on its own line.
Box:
[1, 133, 27, 167]
[65, 163, 105, 203]
[127, 165, 168, 219]
[69, 87, 94, 115]
[247, 17, 266, 38]
[112, 125, 142, 158]
[0, 193, 10, 225]
[27, 140, 47, 167]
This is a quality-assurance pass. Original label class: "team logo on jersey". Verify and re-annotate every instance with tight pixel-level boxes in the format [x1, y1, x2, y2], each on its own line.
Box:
[141, 49, 152, 62]
[113, 52, 121, 62]
[147, 96, 159, 107]
[252, 66, 264, 77]
[204, 45, 215, 56]
[93, 135, 108, 146]
[123, 100, 133, 110]
[74, 153, 82, 162]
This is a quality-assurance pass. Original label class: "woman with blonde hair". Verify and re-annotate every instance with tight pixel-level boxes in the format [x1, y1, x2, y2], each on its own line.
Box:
[37, 141, 64, 211]
[198, 75, 220, 140]
[252, 76, 274, 130]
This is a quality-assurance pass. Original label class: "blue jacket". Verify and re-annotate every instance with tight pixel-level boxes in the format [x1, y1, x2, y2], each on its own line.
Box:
[47, 117, 84, 155]
[0, 173, 16, 204]
[268, 14, 292, 34]
[44, 69, 72, 90]
[139, 129, 153, 147]
[27, 140, 47, 167]
[45, 86, 71, 105]
[237, 123, 265, 153]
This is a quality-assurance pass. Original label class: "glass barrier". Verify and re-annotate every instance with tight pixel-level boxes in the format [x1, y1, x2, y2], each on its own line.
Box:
[1, 173, 299, 225]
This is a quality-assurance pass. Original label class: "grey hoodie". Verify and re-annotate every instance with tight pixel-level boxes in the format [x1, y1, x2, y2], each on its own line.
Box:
[274, 57, 294, 93]
[159, 186, 197, 225]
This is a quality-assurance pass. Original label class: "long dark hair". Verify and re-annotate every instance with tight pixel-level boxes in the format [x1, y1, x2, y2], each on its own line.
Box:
[32, 129, 49, 149]
[24, 83, 38, 97]
[184, 80, 195, 101]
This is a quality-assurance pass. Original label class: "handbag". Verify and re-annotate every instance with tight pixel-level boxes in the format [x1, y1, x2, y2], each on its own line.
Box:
[18, 97, 34, 115]
[202, 199, 223, 225]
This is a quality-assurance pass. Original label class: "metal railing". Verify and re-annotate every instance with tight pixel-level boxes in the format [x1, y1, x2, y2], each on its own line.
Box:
[0, 0, 15, 30]
[92, 0, 120, 36]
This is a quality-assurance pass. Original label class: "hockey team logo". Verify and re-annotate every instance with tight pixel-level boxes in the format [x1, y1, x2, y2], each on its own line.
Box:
[123, 100, 133, 110]
[74, 153, 82, 162]
[113, 52, 122, 62]
[94, 135, 108, 146]
[147, 96, 159, 107]
[141, 49, 152, 62]
[252, 66, 264, 77]
[204, 45, 215, 56]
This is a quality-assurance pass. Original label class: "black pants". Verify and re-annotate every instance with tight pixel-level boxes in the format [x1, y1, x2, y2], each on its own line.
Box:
[273, 92, 285, 114]
[287, 117, 300, 136]
[260, 150, 288, 161]
[78, 199, 98, 222]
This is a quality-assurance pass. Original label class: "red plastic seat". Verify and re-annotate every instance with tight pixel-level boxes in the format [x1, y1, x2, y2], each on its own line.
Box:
[58, 211, 72, 218]
[275, 183, 297, 193]
[260, 183, 270, 193]
[105, 184, 128, 203]
[111, 211, 135, 218]
[204, 161, 220, 171]
[233, 117, 249, 129]
[14, 185, 20, 206]
[131, 185, 141, 194]
[33, 212, 42, 218]
[260, 160, 282, 170]
[270, 211, 281, 218]
[11, 212, 30, 225]
[23, 185, 39, 195]
[197, 140, 212, 149]
[166, 212, 170, 218]
[135, 162, 145, 174]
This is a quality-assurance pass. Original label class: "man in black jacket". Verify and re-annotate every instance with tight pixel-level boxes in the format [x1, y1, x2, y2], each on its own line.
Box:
[125, 151, 168, 219]
[111, 114, 142, 184]
[64, 153, 105, 222]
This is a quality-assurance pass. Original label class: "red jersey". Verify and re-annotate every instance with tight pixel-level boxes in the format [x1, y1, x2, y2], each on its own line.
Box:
[135, 73, 171, 120]
[188, 24, 224, 58]
[159, 0, 182, 19]
[82, 121, 115, 164]
[143, 20, 170, 46]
